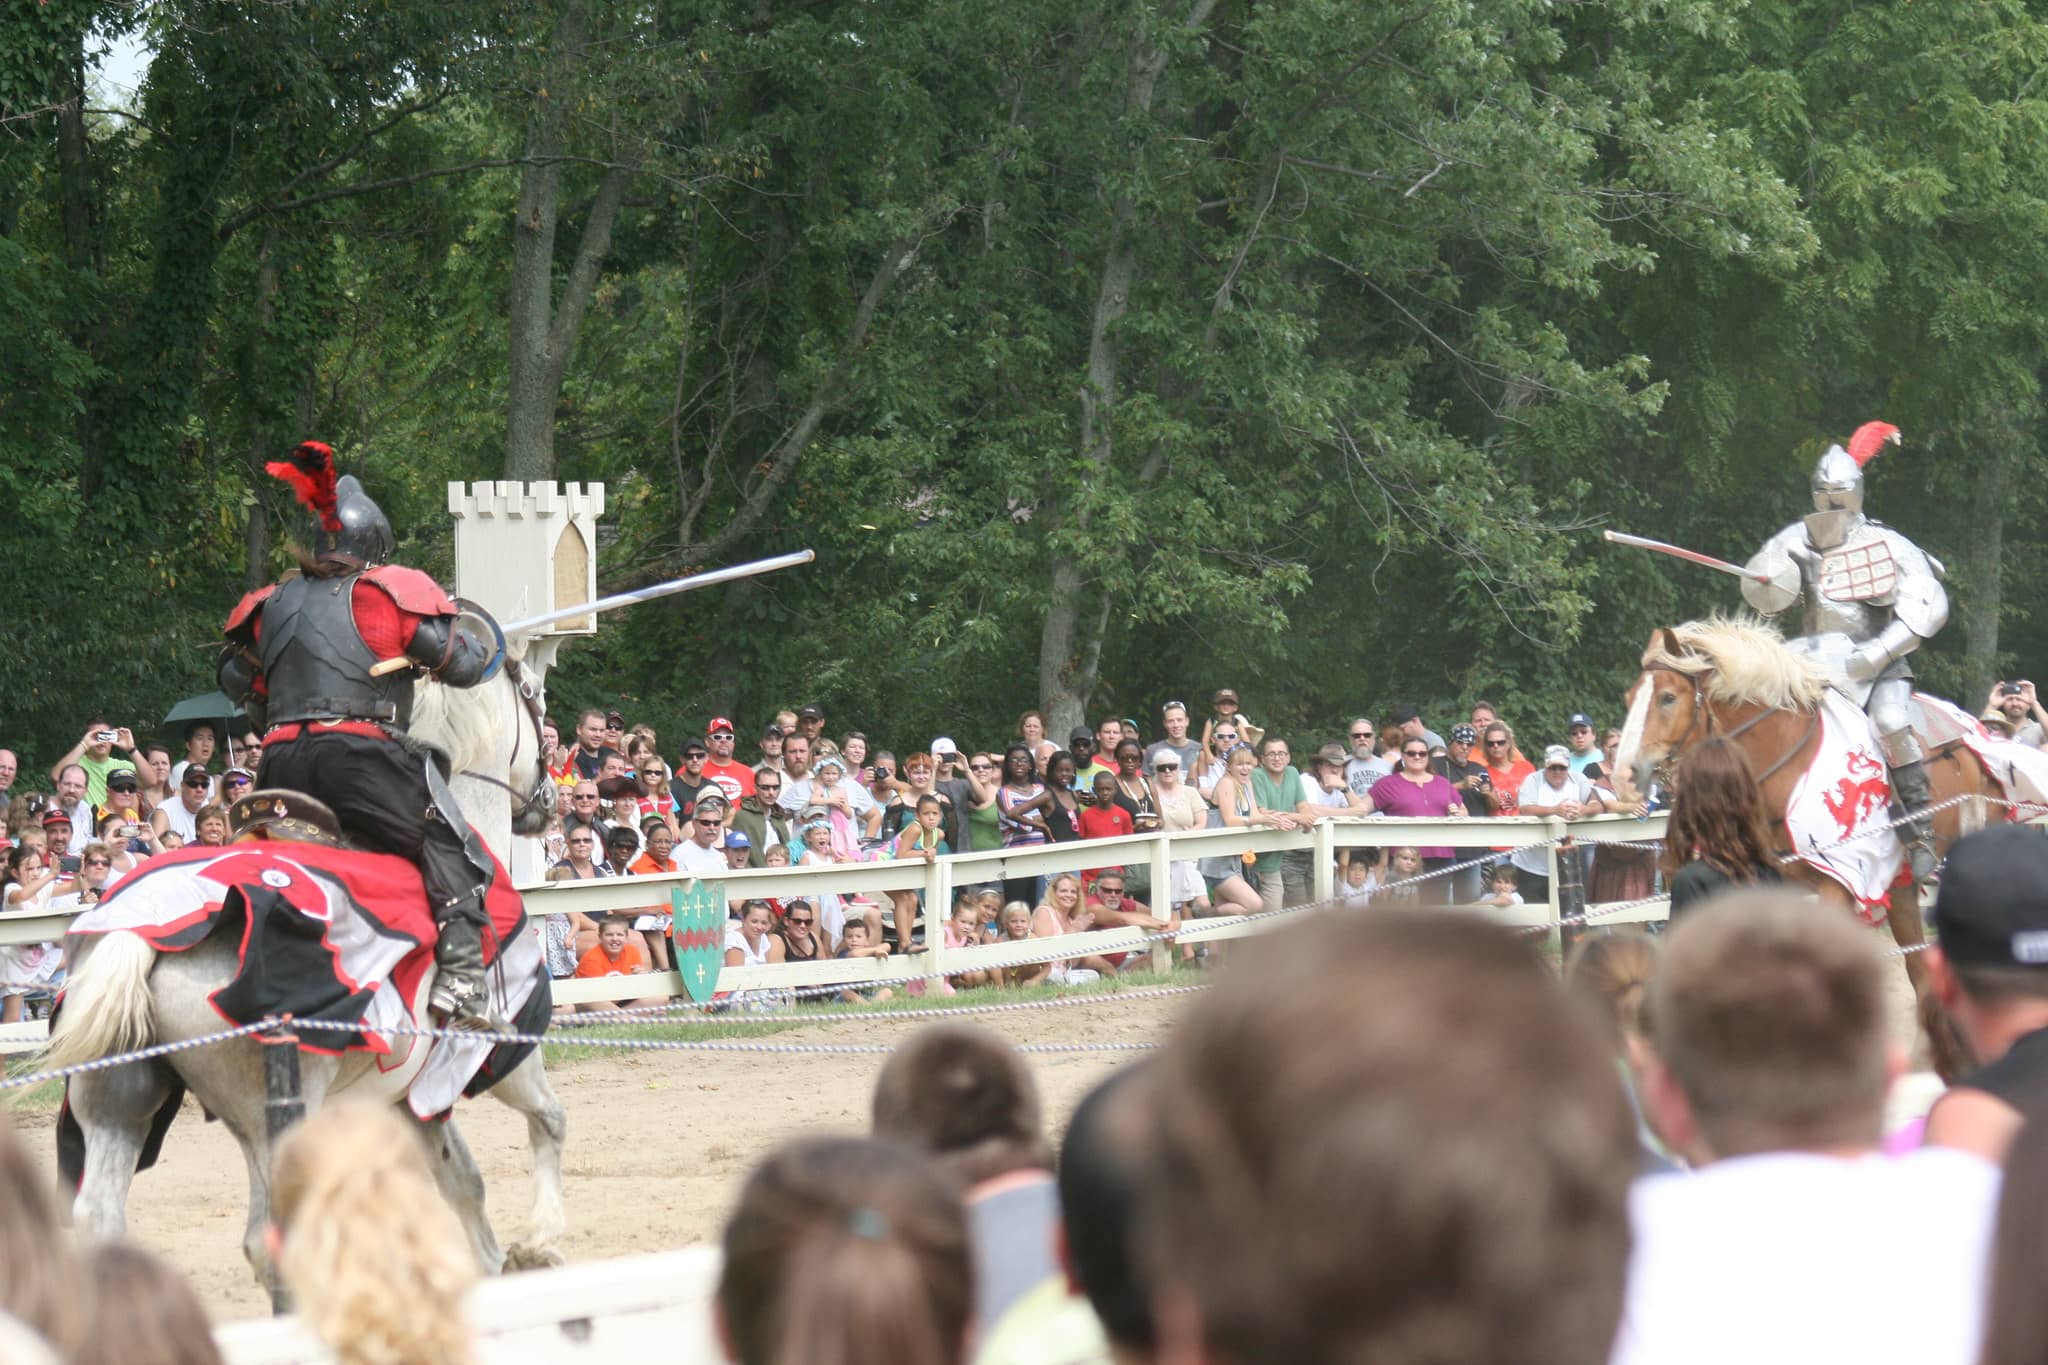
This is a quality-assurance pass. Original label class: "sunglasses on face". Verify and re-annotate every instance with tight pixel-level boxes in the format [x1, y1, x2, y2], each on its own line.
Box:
[787, 916, 813, 926]
[1098, 887, 1124, 896]
[970, 762, 994, 770]
[1349, 731, 1371, 739]
[1485, 739, 1508, 747]
[758, 784, 782, 794]
[85, 857, 111, 867]
[695, 818, 721, 828]
[1403, 748, 1429, 757]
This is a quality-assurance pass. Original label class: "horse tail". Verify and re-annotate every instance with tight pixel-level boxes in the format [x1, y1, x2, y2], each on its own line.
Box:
[41, 932, 157, 1071]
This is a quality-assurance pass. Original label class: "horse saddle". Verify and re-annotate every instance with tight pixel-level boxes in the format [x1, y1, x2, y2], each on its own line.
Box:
[227, 788, 343, 845]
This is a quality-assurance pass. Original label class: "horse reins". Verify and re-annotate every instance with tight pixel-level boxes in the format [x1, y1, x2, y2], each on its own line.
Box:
[1656, 668, 1821, 788]
[455, 656, 554, 821]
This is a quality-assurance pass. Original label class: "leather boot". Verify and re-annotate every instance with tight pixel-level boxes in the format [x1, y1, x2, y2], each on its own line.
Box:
[1890, 759, 1938, 883]
[429, 912, 504, 1033]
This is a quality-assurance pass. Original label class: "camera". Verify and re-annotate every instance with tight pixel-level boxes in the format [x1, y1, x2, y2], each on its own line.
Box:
[94, 730, 117, 743]
[2002, 682, 2025, 697]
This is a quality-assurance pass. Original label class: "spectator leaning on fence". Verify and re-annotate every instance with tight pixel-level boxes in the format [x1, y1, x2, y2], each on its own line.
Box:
[1508, 745, 1605, 904]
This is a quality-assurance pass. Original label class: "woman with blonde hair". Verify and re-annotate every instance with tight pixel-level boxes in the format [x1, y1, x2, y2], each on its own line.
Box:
[268, 1101, 481, 1365]
[719, 1136, 972, 1365]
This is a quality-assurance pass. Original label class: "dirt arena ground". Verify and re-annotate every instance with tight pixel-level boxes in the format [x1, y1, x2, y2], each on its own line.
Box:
[13, 992, 1186, 1321]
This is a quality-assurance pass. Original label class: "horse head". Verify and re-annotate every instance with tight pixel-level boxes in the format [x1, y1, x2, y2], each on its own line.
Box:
[1618, 627, 1707, 798]
[410, 647, 556, 857]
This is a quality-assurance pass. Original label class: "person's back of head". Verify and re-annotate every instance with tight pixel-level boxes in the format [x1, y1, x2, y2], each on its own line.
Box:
[74, 1242, 223, 1365]
[1145, 907, 1635, 1365]
[1929, 823, 2048, 1017]
[270, 1101, 478, 1365]
[1567, 930, 1658, 1046]
[1058, 1062, 1157, 1355]
[1658, 737, 1776, 880]
[719, 1136, 972, 1365]
[1648, 889, 1892, 1160]
[871, 1023, 1052, 1184]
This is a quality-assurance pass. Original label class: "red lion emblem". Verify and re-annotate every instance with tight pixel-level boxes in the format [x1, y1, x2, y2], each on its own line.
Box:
[1821, 750, 1891, 839]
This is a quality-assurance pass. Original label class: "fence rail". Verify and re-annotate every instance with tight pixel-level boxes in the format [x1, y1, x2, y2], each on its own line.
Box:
[534, 812, 1667, 1003]
[0, 814, 1668, 1048]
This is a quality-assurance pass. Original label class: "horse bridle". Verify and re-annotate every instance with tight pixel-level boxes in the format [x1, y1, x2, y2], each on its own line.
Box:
[1655, 667, 1819, 787]
[456, 655, 554, 821]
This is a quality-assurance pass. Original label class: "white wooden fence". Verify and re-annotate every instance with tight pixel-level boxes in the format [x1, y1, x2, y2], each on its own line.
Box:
[0, 813, 1667, 1048]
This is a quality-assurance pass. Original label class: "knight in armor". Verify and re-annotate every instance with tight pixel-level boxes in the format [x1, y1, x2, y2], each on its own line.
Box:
[218, 442, 504, 1029]
[1741, 421, 1949, 878]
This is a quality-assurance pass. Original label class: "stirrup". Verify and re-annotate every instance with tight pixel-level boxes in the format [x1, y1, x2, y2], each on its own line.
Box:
[429, 974, 505, 1034]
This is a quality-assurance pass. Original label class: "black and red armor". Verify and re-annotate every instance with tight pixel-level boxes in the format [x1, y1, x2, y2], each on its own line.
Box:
[218, 441, 504, 1029]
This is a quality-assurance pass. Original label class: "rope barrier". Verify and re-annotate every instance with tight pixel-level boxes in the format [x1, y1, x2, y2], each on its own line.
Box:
[284, 1016, 1159, 1057]
[551, 983, 1208, 1028]
[0, 1019, 280, 1093]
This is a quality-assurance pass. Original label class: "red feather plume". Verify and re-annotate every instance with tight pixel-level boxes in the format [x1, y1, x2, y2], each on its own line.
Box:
[1845, 421, 1901, 468]
[264, 440, 343, 532]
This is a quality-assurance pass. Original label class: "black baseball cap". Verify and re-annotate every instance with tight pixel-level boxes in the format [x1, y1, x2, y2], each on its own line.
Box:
[1930, 825, 2048, 968]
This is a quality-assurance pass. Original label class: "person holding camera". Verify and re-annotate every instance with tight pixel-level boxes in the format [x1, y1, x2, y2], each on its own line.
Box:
[1432, 724, 1494, 903]
[1987, 680, 2048, 747]
[47, 718, 139, 808]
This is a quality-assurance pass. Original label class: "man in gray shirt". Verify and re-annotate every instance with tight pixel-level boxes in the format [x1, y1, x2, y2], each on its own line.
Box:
[1344, 716, 1391, 799]
[1144, 700, 1204, 775]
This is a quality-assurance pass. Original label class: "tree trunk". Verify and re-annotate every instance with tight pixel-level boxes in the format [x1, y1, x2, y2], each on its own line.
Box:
[1035, 0, 1218, 731]
[504, 6, 629, 482]
[54, 37, 102, 490]
[1959, 429, 2009, 701]
[244, 235, 281, 588]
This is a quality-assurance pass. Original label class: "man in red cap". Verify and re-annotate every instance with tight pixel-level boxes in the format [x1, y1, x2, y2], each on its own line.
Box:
[701, 716, 755, 804]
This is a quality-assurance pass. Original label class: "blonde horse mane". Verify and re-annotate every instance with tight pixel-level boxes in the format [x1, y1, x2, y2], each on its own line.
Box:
[1641, 616, 1826, 711]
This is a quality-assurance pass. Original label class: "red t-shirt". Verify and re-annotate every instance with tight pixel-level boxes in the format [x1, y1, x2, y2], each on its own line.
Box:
[702, 759, 756, 803]
[1077, 803, 1134, 886]
[1077, 804, 1134, 841]
[574, 940, 649, 977]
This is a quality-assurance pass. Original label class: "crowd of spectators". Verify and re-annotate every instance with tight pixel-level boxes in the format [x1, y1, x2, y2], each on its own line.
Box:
[531, 692, 1661, 1001]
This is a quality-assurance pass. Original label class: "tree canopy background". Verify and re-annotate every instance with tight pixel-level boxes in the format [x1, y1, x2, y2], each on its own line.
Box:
[5, 0, 2047, 770]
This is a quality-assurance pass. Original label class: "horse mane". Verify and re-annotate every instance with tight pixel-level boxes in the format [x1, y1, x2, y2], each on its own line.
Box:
[1642, 616, 1826, 710]
[410, 642, 525, 774]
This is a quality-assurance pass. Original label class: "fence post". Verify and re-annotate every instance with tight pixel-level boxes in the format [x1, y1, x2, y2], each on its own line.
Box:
[1555, 829, 1586, 956]
[1544, 818, 1565, 956]
[1149, 831, 1172, 972]
[924, 853, 949, 986]
[261, 1017, 304, 1315]
[1312, 818, 1336, 903]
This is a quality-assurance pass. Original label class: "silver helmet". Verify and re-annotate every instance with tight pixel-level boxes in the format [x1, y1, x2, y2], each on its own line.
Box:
[1804, 421, 1899, 551]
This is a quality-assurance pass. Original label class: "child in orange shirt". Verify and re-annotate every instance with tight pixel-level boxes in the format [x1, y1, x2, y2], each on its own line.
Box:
[572, 915, 665, 1011]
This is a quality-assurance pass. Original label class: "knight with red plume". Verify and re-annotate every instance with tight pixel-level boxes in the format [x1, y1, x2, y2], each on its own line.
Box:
[1740, 420, 1950, 878]
[216, 441, 507, 1030]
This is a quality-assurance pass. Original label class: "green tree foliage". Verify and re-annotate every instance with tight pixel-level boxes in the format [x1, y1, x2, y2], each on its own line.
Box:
[1, 0, 2045, 771]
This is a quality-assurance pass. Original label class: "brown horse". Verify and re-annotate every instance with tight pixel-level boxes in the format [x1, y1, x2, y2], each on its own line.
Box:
[1617, 619, 1999, 1080]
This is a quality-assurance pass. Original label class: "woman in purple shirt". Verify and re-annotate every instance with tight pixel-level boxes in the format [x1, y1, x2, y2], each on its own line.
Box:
[1366, 737, 1467, 904]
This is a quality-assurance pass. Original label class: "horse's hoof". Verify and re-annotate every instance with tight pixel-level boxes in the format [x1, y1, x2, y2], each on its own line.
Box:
[504, 1242, 566, 1272]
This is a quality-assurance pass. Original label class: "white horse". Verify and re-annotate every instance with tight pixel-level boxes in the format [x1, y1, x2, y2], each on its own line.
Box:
[46, 652, 567, 1285]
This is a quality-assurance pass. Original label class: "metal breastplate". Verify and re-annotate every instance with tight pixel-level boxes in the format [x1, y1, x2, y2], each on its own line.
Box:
[260, 574, 411, 727]
[1796, 531, 1896, 644]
